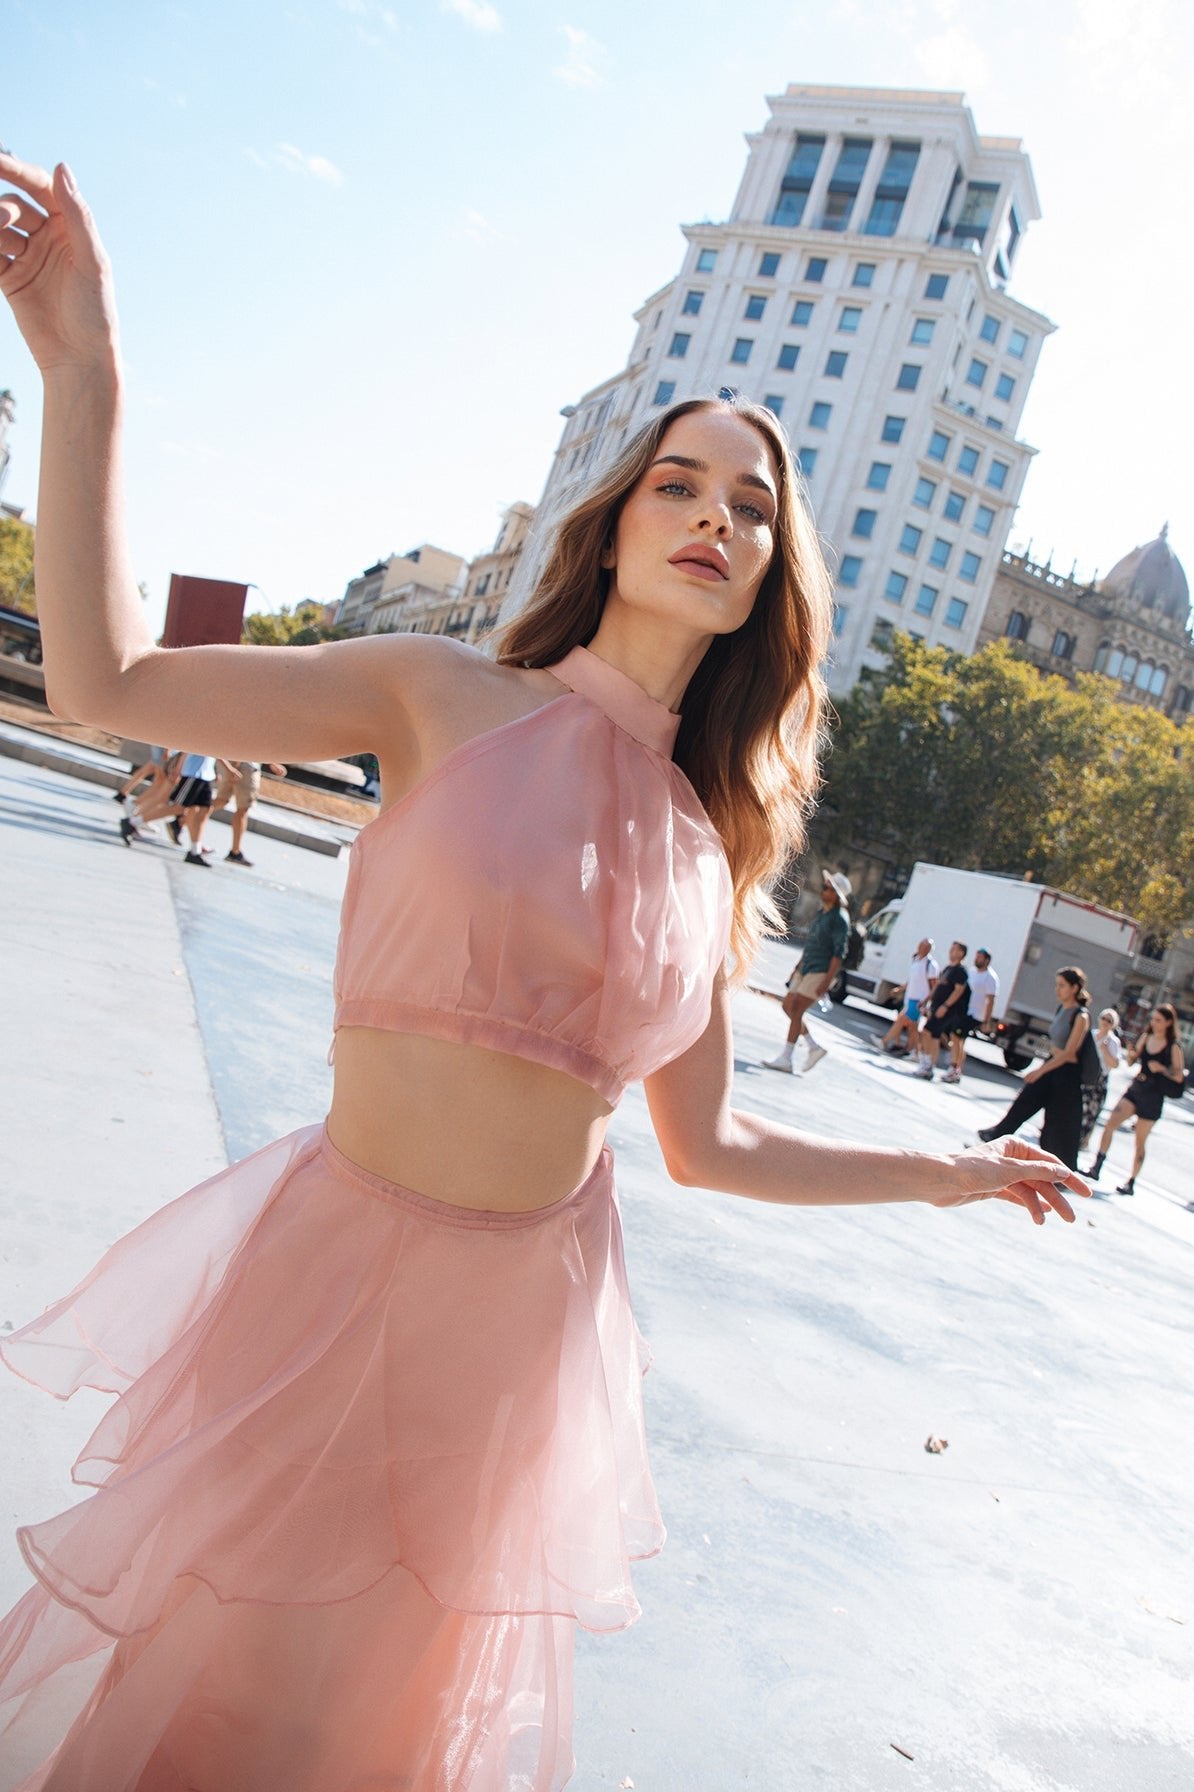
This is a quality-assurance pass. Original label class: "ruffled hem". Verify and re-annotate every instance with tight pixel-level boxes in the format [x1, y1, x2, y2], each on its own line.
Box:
[0, 1125, 661, 1790]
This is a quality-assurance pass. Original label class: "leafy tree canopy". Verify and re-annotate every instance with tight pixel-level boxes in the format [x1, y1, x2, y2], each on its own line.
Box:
[0, 514, 36, 614]
[242, 601, 345, 646]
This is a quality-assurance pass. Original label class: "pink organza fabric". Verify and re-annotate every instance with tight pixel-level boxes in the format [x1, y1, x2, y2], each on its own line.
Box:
[333, 647, 733, 1104]
[0, 1128, 660, 1790]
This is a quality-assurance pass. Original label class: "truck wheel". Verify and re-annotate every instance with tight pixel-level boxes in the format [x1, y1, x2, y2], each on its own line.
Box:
[828, 969, 848, 1004]
[1002, 1046, 1032, 1072]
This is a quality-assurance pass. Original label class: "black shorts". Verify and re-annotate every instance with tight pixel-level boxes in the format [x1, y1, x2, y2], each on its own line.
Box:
[926, 1006, 967, 1040]
[1123, 1078, 1166, 1123]
[170, 776, 214, 811]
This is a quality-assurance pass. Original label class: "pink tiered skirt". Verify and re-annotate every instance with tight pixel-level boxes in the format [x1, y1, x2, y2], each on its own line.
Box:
[0, 1125, 663, 1791]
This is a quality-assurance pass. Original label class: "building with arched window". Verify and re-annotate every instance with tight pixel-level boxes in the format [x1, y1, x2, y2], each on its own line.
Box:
[976, 526, 1193, 722]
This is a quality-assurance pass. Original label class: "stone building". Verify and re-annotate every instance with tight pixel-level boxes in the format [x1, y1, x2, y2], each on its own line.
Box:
[0, 390, 14, 498]
[977, 527, 1192, 722]
[333, 505, 535, 644]
[336, 559, 391, 636]
[367, 545, 469, 637]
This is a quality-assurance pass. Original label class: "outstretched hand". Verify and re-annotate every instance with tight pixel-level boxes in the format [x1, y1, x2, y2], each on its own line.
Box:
[930, 1135, 1090, 1225]
[0, 153, 120, 375]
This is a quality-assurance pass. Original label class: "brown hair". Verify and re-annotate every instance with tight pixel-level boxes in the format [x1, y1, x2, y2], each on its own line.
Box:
[494, 396, 833, 971]
[1057, 966, 1091, 1006]
[1153, 1002, 1178, 1047]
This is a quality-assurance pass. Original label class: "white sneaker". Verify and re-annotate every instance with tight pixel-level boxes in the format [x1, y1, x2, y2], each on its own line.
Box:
[942, 1068, 961, 1084]
[803, 1045, 828, 1073]
[915, 1065, 934, 1079]
[763, 1054, 795, 1073]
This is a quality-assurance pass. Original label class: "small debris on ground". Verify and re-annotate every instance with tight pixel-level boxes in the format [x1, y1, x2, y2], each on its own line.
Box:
[1138, 1596, 1184, 1625]
[891, 1741, 915, 1760]
[924, 1435, 949, 1453]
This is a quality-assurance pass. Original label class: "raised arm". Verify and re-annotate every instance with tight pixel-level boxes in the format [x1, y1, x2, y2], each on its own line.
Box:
[0, 154, 432, 769]
[646, 973, 1086, 1224]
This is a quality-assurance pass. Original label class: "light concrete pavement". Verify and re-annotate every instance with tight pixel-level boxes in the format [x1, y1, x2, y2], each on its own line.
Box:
[1, 755, 1191, 1791]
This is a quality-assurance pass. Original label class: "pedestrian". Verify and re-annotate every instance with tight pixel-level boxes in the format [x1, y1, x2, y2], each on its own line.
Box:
[1085, 1003, 1185, 1195]
[763, 869, 851, 1074]
[944, 946, 999, 1084]
[915, 940, 970, 1079]
[213, 757, 287, 866]
[0, 153, 1086, 1789]
[116, 746, 181, 845]
[112, 741, 166, 807]
[978, 967, 1094, 1170]
[876, 936, 937, 1056]
[1078, 1008, 1122, 1152]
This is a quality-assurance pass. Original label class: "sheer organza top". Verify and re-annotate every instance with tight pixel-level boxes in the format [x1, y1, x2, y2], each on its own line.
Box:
[332, 646, 733, 1105]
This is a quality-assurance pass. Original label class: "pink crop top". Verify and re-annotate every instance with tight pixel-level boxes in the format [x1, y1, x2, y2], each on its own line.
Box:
[332, 646, 733, 1105]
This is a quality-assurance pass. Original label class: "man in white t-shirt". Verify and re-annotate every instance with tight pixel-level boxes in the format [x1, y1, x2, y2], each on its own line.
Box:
[876, 938, 937, 1056]
[944, 947, 999, 1083]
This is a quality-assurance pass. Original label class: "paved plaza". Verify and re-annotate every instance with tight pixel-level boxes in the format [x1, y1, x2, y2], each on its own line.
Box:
[1, 751, 1191, 1791]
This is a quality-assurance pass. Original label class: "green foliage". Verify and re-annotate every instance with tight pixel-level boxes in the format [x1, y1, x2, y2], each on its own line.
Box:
[242, 601, 345, 646]
[822, 636, 1194, 933]
[0, 514, 36, 613]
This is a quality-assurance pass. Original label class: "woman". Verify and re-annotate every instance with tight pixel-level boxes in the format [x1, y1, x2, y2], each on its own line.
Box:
[0, 155, 1086, 1791]
[1079, 1007, 1123, 1152]
[977, 967, 1092, 1170]
[1086, 1003, 1185, 1195]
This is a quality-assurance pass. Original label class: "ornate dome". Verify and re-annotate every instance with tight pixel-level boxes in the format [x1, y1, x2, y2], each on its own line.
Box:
[1100, 524, 1189, 626]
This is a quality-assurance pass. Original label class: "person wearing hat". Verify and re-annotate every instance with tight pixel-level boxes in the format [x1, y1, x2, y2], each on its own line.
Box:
[764, 870, 850, 1074]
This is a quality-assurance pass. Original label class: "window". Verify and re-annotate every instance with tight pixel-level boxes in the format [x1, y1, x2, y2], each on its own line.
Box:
[882, 415, 906, 444]
[945, 597, 968, 629]
[943, 490, 965, 522]
[952, 180, 999, 247]
[1052, 630, 1075, 661]
[763, 394, 784, 417]
[1120, 653, 1138, 683]
[1105, 648, 1124, 677]
[758, 251, 781, 277]
[806, 256, 827, 282]
[825, 350, 848, 377]
[696, 248, 717, 272]
[852, 262, 876, 288]
[669, 332, 691, 358]
[885, 571, 908, 603]
[987, 459, 1010, 490]
[744, 294, 767, 320]
[979, 313, 1000, 345]
[994, 372, 1015, 402]
[798, 446, 818, 476]
[928, 537, 951, 570]
[863, 139, 919, 236]
[871, 618, 895, 650]
[896, 363, 921, 391]
[771, 134, 825, 228]
[973, 503, 995, 535]
[958, 445, 980, 476]
[1008, 328, 1029, 359]
[913, 477, 936, 509]
[730, 337, 753, 364]
[833, 603, 848, 637]
[809, 401, 832, 429]
[959, 550, 981, 582]
[839, 305, 862, 332]
[867, 461, 892, 491]
[910, 318, 935, 345]
[1150, 666, 1168, 697]
[915, 583, 938, 617]
[777, 343, 800, 370]
[653, 379, 676, 405]
[838, 555, 863, 586]
[1006, 610, 1030, 642]
[899, 524, 922, 555]
[852, 508, 877, 539]
[927, 429, 950, 462]
[818, 137, 872, 231]
[965, 357, 988, 388]
[791, 299, 814, 326]
[925, 273, 949, 300]
[682, 290, 703, 316]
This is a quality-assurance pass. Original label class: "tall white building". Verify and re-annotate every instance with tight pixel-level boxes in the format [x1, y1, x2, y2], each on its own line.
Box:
[505, 85, 1055, 692]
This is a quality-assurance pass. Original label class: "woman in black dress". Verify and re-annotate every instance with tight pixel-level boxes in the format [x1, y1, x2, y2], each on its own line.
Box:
[1085, 1003, 1186, 1195]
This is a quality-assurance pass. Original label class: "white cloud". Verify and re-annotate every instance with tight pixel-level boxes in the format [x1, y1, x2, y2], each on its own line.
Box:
[553, 24, 605, 88]
[441, 0, 502, 32]
[462, 208, 502, 242]
[275, 143, 345, 185]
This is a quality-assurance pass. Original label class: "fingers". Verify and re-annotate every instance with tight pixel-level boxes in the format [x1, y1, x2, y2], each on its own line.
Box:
[998, 1136, 1090, 1204]
[0, 151, 57, 212]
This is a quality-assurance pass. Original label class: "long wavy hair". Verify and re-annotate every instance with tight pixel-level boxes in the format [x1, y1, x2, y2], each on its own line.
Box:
[494, 395, 834, 972]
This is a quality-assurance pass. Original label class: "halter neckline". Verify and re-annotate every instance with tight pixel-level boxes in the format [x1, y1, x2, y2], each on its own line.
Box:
[546, 646, 681, 757]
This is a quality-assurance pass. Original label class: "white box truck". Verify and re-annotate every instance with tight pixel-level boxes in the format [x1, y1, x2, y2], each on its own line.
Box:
[834, 863, 1139, 1069]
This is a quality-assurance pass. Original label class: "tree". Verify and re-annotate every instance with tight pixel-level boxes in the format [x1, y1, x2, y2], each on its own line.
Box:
[0, 514, 36, 613]
[242, 601, 345, 646]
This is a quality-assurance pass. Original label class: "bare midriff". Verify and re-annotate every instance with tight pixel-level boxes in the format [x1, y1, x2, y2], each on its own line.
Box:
[326, 1027, 614, 1212]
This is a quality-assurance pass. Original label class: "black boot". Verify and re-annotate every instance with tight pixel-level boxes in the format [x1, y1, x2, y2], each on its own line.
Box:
[1086, 1152, 1106, 1181]
[1116, 1177, 1135, 1196]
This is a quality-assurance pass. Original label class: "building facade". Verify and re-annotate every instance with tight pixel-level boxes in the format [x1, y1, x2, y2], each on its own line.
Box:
[334, 506, 535, 644]
[978, 528, 1192, 722]
[502, 84, 1053, 691]
[336, 559, 391, 636]
[367, 545, 470, 637]
[0, 390, 14, 498]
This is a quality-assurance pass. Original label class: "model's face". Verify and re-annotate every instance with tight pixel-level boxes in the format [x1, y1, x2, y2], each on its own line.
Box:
[603, 408, 779, 638]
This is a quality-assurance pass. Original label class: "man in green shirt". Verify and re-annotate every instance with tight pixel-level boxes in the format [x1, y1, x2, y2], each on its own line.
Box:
[764, 871, 851, 1075]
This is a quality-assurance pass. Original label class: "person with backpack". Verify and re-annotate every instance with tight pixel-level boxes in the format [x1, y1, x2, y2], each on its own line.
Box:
[978, 966, 1095, 1169]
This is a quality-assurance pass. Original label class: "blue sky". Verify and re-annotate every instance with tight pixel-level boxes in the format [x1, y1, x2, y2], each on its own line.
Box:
[3, 0, 1191, 632]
